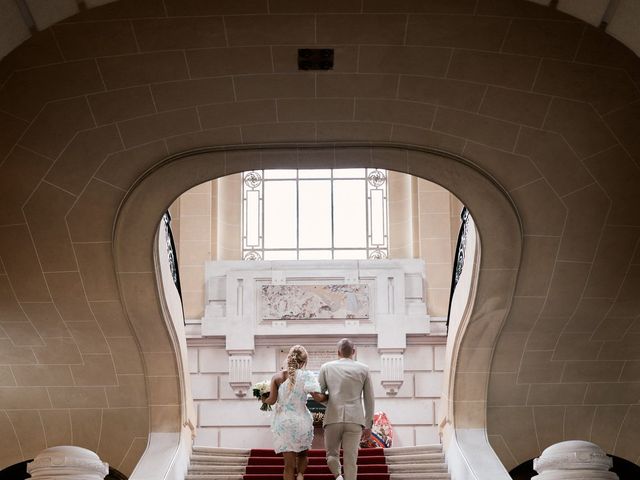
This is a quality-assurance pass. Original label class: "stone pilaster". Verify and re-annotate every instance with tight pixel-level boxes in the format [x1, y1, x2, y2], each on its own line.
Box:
[228, 351, 253, 397]
[380, 350, 404, 395]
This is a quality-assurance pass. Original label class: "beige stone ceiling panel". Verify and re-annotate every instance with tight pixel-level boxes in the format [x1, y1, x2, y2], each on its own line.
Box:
[0, 0, 639, 474]
[83, 0, 115, 6]
[0, 0, 30, 60]
[608, 0, 640, 56]
[24, 0, 79, 30]
[558, 0, 610, 26]
[6, 0, 638, 62]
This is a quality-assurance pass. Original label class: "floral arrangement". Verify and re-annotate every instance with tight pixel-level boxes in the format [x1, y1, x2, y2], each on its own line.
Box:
[252, 380, 271, 411]
[312, 412, 325, 427]
[360, 411, 393, 448]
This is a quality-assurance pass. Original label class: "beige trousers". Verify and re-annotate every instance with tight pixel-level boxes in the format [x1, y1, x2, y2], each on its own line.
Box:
[324, 422, 362, 480]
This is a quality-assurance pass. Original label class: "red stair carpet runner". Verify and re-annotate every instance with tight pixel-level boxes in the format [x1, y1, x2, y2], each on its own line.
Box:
[244, 448, 389, 480]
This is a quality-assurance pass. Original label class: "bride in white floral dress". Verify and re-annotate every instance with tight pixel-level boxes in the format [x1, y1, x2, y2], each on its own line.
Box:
[262, 345, 327, 480]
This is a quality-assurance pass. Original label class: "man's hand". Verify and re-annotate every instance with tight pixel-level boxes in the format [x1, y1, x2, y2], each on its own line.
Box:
[310, 391, 328, 402]
[361, 428, 371, 441]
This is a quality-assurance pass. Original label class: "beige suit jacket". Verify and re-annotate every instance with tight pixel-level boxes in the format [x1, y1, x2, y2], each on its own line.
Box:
[318, 358, 374, 428]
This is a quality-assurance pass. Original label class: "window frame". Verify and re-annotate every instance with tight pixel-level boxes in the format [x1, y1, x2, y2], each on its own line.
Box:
[241, 168, 388, 260]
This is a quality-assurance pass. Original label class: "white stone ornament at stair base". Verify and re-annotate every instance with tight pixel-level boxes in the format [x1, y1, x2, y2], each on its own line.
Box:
[532, 440, 618, 480]
[27, 446, 108, 480]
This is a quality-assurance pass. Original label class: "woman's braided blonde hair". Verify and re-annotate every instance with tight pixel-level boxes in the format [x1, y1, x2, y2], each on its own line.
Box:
[286, 345, 308, 390]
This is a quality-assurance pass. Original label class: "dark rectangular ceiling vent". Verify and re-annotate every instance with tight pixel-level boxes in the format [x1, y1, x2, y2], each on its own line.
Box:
[298, 49, 334, 71]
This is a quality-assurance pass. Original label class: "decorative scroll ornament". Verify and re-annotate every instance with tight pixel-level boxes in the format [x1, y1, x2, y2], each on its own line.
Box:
[369, 248, 388, 260]
[244, 171, 263, 189]
[367, 169, 387, 187]
[243, 250, 262, 261]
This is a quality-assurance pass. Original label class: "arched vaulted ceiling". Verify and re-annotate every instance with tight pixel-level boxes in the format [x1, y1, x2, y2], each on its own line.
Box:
[0, 0, 639, 475]
[2, 0, 640, 60]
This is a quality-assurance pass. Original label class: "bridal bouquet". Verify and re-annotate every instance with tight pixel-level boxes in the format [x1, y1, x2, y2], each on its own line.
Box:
[252, 380, 271, 411]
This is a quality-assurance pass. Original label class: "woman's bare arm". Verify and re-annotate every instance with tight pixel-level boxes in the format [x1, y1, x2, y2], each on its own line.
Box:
[262, 372, 285, 405]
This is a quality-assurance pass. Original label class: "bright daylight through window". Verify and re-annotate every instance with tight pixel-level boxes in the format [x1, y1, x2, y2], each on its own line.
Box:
[242, 169, 388, 260]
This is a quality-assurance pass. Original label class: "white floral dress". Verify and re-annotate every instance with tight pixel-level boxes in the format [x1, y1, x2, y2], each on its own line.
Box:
[271, 369, 320, 453]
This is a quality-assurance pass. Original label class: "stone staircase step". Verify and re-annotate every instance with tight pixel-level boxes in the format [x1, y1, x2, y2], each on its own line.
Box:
[189, 455, 249, 465]
[185, 445, 449, 480]
[188, 465, 246, 473]
[245, 465, 388, 475]
[185, 475, 244, 480]
[390, 474, 450, 480]
[384, 453, 445, 464]
[186, 475, 450, 480]
[247, 456, 388, 466]
[388, 463, 447, 473]
[244, 475, 390, 480]
[384, 445, 442, 455]
[192, 446, 251, 456]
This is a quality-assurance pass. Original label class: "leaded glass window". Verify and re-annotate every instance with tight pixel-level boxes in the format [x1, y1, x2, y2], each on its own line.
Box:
[242, 169, 388, 260]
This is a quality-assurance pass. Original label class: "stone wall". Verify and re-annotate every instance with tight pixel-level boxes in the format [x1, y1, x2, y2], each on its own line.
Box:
[188, 342, 446, 448]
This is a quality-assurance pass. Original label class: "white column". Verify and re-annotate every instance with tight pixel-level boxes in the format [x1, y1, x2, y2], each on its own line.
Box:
[533, 441, 618, 480]
[27, 446, 108, 480]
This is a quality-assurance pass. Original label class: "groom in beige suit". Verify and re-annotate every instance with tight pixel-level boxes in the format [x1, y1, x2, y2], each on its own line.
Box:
[318, 338, 375, 480]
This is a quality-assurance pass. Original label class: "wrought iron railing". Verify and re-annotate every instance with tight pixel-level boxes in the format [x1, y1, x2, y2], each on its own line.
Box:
[446, 207, 470, 329]
[162, 211, 182, 300]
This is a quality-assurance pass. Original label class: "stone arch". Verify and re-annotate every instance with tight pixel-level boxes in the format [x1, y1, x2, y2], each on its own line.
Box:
[113, 142, 522, 442]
